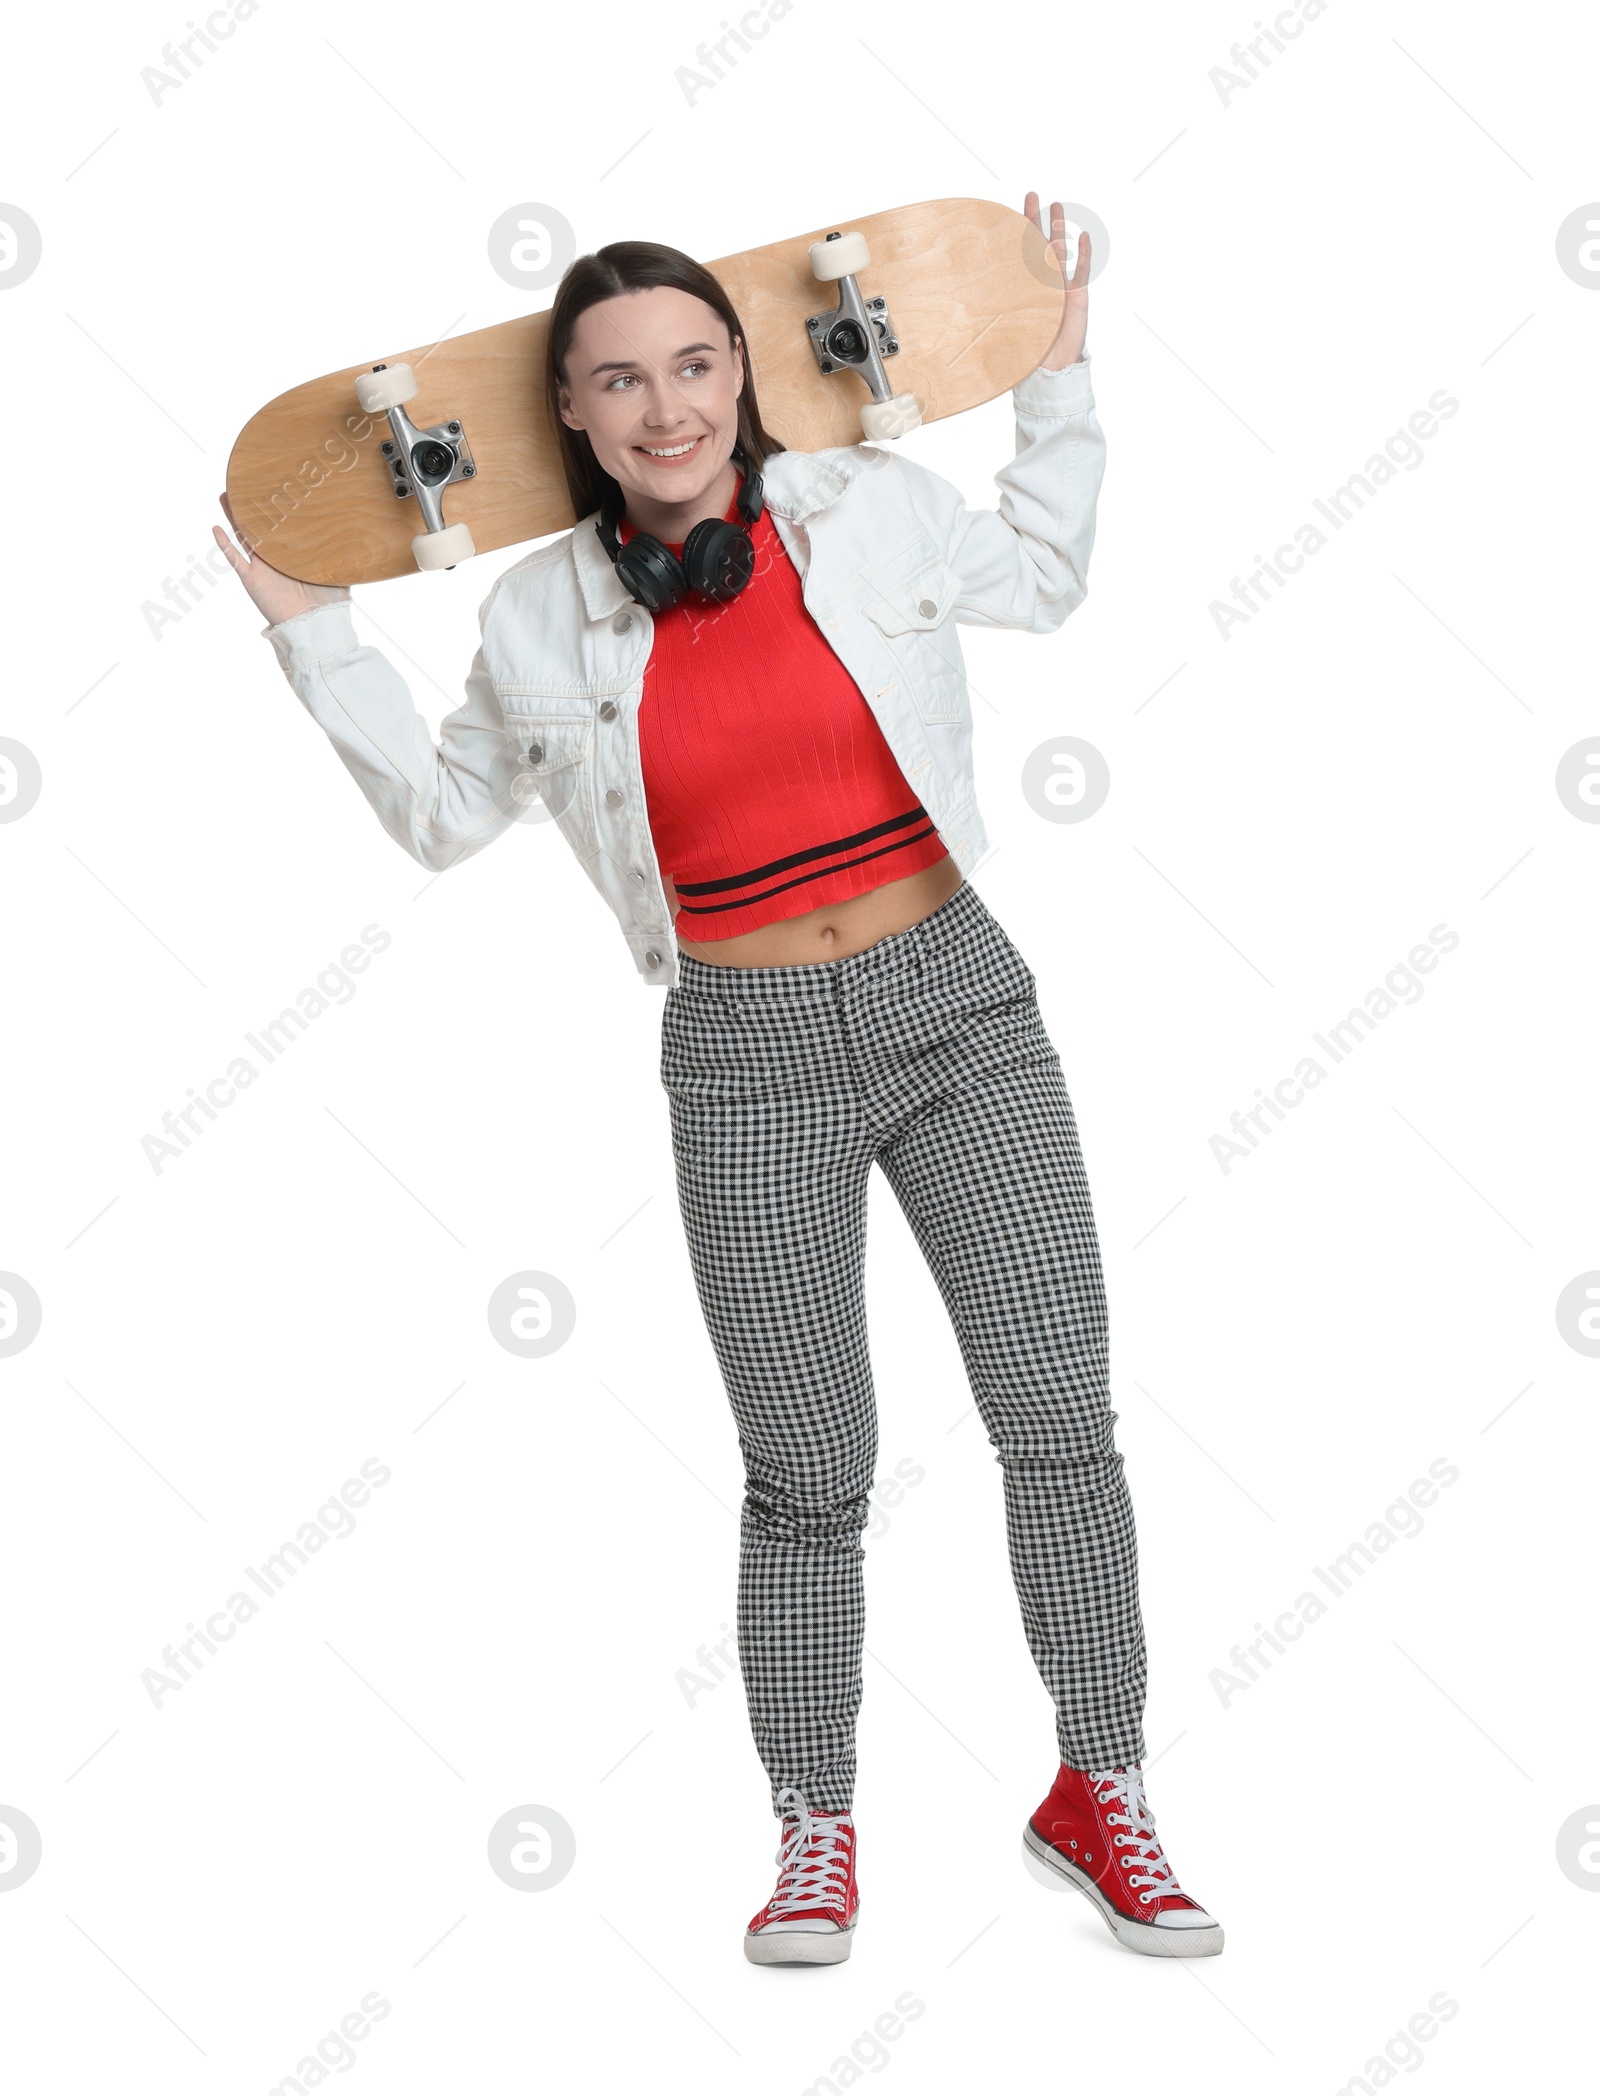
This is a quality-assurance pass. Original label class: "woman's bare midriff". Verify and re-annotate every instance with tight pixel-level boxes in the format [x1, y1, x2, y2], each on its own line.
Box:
[667, 854, 966, 969]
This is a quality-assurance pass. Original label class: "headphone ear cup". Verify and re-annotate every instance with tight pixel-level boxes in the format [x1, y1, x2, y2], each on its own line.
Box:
[615, 532, 686, 613]
[680, 518, 755, 602]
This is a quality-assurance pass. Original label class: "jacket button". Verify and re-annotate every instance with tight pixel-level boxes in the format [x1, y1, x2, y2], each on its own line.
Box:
[613, 611, 633, 634]
[605, 788, 623, 808]
[632, 869, 645, 884]
[527, 740, 545, 763]
[599, 700, 618, 721]
[645, 950, 662, 969]
[918, 598, 937, 618]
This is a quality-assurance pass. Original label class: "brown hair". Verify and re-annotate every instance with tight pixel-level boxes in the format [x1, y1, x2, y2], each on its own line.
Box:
[544, 240, 787, 524]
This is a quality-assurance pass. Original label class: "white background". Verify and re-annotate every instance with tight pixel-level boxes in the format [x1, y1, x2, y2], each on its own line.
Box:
[2, 0, 1596, 2089]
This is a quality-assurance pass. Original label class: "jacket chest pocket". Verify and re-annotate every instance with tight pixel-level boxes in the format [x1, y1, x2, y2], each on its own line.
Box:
[858, 557, 966, 723]
[504, 713, 598, 847]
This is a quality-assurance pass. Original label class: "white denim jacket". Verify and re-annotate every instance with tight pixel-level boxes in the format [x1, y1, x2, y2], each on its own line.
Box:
[263, 354, 1104, 989]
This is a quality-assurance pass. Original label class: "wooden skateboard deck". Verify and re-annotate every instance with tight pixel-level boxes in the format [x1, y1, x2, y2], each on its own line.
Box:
[225, 197, 1064, 587]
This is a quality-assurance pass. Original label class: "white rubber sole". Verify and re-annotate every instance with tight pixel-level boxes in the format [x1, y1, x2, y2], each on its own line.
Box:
[1021, 1824, 1224, 1958]
[744, 1919, 856, 1965]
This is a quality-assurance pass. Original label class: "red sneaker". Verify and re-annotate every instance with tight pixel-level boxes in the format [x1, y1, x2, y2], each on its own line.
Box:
[744, 1786, 859, 1965]
[1023, 1761, 1223, 1957]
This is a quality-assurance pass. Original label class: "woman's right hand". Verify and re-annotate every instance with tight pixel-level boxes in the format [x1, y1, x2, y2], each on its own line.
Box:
[214, 492, 352, 627]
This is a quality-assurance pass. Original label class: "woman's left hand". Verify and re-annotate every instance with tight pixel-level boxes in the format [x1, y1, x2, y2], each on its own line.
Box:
[1025, 192, 1089, 369]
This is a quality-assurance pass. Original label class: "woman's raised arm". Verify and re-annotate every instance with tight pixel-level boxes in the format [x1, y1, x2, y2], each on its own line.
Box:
[217, 495, 526, 873]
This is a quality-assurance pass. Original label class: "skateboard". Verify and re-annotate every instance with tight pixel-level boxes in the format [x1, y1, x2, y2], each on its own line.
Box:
[225, 197, 1065, 587]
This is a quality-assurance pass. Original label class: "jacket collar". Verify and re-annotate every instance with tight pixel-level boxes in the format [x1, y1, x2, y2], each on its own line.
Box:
[570, 443, 887, 623]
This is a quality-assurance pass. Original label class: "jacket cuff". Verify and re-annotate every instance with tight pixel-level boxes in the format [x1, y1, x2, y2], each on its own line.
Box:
[1013, 352, 1094, 418]
[263, 599, 359, 669]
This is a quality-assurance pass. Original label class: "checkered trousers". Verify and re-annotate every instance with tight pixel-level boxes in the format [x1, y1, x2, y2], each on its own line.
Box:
[659, 878, 1147, 1816]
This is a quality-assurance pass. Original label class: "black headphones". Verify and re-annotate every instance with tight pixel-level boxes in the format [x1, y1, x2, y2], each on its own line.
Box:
[595, 448, 764, 613]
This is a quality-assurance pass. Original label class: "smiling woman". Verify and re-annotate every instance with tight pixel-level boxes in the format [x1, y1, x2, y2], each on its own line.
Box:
[222, 199, 1223, 1971]
[545, 242, 788, 543]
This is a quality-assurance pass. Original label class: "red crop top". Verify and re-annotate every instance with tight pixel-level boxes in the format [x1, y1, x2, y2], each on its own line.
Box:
[624, 479, 949, 942]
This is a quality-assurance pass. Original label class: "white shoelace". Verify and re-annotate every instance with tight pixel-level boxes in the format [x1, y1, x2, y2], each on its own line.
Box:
[766, 1785, 852, 1918]
[1088, 1764, 1188, 1903]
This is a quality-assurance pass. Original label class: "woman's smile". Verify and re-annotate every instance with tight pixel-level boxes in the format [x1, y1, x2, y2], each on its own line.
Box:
[634, 433, 709, 464]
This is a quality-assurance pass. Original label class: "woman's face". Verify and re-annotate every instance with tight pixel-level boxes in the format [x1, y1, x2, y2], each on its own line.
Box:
[557, 285, 746, 521]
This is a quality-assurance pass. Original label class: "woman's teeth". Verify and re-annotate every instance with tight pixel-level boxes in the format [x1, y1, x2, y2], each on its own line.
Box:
[638, 437, 703, 457]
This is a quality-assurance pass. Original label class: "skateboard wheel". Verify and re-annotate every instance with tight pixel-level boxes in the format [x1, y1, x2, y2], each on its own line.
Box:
[355, 362, 418, 413]
[413, 521, 476, 571]
[860, 391, 922, 442]
[809, 230, 870, 282]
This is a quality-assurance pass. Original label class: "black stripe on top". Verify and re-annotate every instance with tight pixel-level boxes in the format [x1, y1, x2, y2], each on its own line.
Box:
[673, 806, 931, 898]
[673, 812, 939, 917]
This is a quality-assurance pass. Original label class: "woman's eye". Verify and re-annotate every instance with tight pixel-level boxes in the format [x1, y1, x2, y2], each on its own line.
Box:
[604, 359, 711, 391]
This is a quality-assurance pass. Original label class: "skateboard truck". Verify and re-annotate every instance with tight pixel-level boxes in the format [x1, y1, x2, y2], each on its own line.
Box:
[354, 363, 477, 571]
[805, 230, 922, 442]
